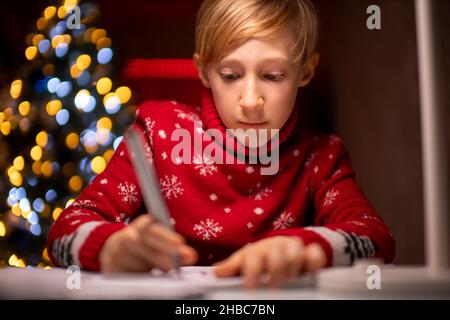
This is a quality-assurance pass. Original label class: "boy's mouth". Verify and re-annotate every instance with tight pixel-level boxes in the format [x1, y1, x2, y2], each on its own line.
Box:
[238, 121, 268, 127]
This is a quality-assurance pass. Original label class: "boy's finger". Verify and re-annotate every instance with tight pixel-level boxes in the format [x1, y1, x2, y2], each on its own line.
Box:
[178, 245, 199, 265]
[147, 223, 185, 245]
[286, 239, 304, 279]
[266, 245, 286, 288]
[303, 243, 327, 272]
[242, 251, 265, 289]
[213, 252, 242, 278]
[123, 239, 173, 271]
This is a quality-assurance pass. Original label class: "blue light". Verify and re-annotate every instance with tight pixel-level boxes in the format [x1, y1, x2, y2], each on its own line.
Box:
[7, 196, 16, 207]
[72, 24, 86, 38]
[83, 96, 96, 113]
[56, 81, 72, 98]
[55, 43, 69, 57]
[19, 198, 30, 212]
[97, 48, 113, 64]
[33, 198, 45, 213]
[15, 187, 26, 200]
[113, 136, 123, 150]
[52, 162, 60, 173]
[45, 189, 57, 202]
[76, 71, 90, 86]
[30, 224, 41, 236]
[75, 91, 96, 112]
[81, 130, 97, 147]
[56, 109, 70, 125]
[49, 26, 63, 38]
[28, 211, 38, 224]
[38, 39, 51, 53]
[27, 176, 37, 186]
[56, 21, 67, 34]
[9, 188, 17, 197]
[43, 134, 54, 151]
[35, 78, 47, 93]
[47, 78, 60, 93]
[79, 157, 89, 171]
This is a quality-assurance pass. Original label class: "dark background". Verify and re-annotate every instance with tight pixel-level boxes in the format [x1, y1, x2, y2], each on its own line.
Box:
[0, 0, 449, 265]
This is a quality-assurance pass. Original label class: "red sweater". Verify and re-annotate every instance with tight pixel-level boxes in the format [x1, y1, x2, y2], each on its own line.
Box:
[47, 87, 395, 270]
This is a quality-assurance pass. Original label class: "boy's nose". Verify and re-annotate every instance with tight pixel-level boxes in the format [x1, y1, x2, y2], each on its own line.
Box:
[239, 86, 264, 114]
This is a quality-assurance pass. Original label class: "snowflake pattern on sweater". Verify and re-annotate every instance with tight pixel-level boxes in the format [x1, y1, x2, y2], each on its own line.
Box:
[47, 88, 395, 270]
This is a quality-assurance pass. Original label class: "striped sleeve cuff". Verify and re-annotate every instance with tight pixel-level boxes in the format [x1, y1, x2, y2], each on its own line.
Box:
[304, 226, 377, 266]
[51, 221, 126, 271]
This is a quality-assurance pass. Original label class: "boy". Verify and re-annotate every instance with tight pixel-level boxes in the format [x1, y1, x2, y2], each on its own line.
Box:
[47, 0, 395, 288]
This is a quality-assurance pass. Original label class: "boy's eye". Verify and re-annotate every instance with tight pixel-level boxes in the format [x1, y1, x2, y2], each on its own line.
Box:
[220, 73, 240, 81]
[264, 74, 285, 81]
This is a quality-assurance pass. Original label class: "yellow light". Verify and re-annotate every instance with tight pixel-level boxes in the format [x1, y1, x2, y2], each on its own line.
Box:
[65, 0, 79, 6]
[44, 6, 57, 19]
[13, 156, 25, 171]
[70, 64, 83, 78]
[41, 204, 51, 219]
[97, 117, 112, 131]
[32, 161, 42, 175]
[76, 54, 92, 70]
[36, 131, 48, 147]
[91, 156, 106, 174]
[30, 145, 43, 161]
[10, 79, 22, 99]
[25, 46, 38, 60]
[65, 198, 75, 208]
[9, 170, 22, 187]
[96, 77, 112, 95]
[18, 101, 31, 116]
[91, 29, 107, 43]
[12, 204, 21, 216]
[0, 112, 4, 123]
[4, 107, 13, 117]
[66, 132, 79, 149]
[1, 122, 11, 136]
[52, 207, 63, 221]
[115, 86, 132, 104]
[41, 161, 53, 177]
[103, 149, 114, 162]
[96, 37, 111, 50]
[0, 221, 6, 237]
[69, 175, 83, 192]
[42, 248, 50, 261]
[16, 259, 26, 268]
[57, 6, 67, 18]
[46, 100, 62, 116]
[36, 18, 48, 31]
[32, 34, 44, 46]
[8, 254, 18, 266]
[43, 64, 55, 76]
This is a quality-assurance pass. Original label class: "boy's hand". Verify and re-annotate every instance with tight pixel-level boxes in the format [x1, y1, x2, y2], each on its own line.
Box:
[213, 236, 326, 289]
[99, 215, 198, 273]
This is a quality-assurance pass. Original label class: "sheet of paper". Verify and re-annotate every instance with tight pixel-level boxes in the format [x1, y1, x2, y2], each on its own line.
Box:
[76, 266, 243, 299]
[0, 266, 316, 299]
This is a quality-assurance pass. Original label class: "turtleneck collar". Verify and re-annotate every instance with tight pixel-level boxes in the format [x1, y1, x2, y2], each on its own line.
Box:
[199, 87, 300, 159]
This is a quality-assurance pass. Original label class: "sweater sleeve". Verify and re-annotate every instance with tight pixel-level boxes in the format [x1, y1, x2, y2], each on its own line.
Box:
[258, 134, 396, 268]
[46, 119, 150, 271]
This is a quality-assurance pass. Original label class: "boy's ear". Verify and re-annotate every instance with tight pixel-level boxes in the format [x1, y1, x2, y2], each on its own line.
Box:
[298, 53, 319, 88]
[193, 53, 211, 88]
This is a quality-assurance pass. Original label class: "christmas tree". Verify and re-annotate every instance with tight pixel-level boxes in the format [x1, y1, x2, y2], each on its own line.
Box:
[0, 0, 135, 268]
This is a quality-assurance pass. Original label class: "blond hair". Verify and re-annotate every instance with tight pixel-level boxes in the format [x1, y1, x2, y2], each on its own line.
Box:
[194, 0, 319, 68]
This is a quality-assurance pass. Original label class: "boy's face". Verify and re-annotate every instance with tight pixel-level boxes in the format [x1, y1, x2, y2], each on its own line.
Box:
[194, 28, 319, 147]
